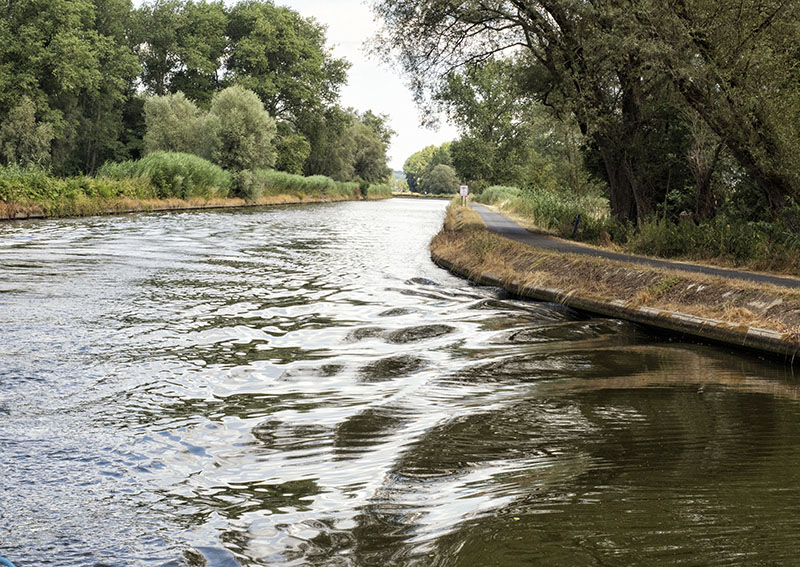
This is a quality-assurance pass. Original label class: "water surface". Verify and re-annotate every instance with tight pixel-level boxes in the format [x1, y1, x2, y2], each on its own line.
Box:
[1, 199, 799, 566]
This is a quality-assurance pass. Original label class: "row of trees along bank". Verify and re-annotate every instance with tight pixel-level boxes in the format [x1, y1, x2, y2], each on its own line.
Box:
[0, 0, 394, 202]
[384, 0, 800, 271]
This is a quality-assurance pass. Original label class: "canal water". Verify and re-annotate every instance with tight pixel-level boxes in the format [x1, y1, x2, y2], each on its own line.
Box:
[1, 199, 799, 566]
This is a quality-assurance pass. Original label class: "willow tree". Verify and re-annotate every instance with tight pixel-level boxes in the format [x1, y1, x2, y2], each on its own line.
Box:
[634, 0, 800, 225]
[373, 0, 800, 225]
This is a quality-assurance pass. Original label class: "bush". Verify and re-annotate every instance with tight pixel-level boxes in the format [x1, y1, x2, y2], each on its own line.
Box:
[511, 186, 610, 239]
[98, 152, 231, 199]
[476, 185, 521, 205]
[626, 216, 774, 264]
[0, 164, 155, 206]
[420, 163, 459, 194]
[234, 168, 359, 201]
[208, 86, 277, 172]
[366, 184, 392, 198]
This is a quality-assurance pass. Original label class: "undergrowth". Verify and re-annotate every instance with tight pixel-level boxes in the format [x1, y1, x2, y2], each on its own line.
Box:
[476, 182, 800, 274]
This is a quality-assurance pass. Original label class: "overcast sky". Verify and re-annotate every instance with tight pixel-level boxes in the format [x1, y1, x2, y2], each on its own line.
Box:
[279, 0, 459, 170]
[133, 0, 459, 170]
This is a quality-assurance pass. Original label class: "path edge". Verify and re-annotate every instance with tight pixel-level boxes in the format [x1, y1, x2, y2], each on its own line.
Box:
[431, 251, 800, 364]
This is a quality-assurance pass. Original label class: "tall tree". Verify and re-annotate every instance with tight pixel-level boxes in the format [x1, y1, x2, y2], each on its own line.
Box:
[207, 85, 277, 171]
[226, 1, 349, 120]
[0, 0, 140, 174]
[0, 97, 54, 167]
[374, 0, 800, 225]
[635, 0, 800, 224]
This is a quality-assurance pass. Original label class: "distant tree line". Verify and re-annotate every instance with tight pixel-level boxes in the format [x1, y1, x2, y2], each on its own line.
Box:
[0, 0, 392, 183]
[378, 0, 800, 229]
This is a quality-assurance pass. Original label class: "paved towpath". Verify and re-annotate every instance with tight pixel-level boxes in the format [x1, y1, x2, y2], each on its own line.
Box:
[472, 203, 800, 289]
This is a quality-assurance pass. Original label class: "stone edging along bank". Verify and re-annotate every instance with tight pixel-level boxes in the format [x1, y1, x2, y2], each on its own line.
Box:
[432, 252, 800, 364]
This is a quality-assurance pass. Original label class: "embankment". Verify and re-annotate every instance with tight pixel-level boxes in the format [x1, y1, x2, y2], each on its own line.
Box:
[431, 205, 800, 362]
[0, 192, 388, 221]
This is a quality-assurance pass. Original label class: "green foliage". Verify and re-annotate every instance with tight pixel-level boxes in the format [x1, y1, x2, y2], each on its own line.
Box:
[511, 186, 610, 240]
[274, 122, 311, 175]
[351, 119, 390, 183]
[0, 163, 154, 205]
[0, 97, 54, 167]
[235, 168, 359, 201]
[374, 0, 800, 225]
[366, 184, 393, 198]
[420, 164, 459, 195]
[0, 0, 140, 174]
[475, 185, 521, 205]
[300, 106, 355, 181]
[207, 85, 277, 172]
[624, 216, 785, 265]
[226, 0, 350, 119]
[98, 151, 231, 199]
[143, 92, 209, 157]
[404, 143, 452, 192]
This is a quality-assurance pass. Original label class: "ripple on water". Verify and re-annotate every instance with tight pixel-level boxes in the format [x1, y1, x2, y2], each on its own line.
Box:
[359, 354, 430, 382]
[3, 200, 800, 567]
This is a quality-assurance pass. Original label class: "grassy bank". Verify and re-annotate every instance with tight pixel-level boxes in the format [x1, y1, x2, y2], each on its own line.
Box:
[433, 203, 800, 338]
[0, 154, 391, 220]
[392, 192, 453, 199]
[475, 185, 800, 276]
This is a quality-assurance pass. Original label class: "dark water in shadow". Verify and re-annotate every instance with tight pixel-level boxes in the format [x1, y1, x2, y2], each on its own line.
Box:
[1, 199, 799, 566]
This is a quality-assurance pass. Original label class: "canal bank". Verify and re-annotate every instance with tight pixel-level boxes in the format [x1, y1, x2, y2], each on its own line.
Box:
[0, 192, 390, 221]
[431, 205, 800, 362]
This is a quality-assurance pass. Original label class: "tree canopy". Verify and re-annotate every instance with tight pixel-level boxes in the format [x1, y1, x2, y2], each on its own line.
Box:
[374, 0, 800, 227]
[0, 0, 392, 180]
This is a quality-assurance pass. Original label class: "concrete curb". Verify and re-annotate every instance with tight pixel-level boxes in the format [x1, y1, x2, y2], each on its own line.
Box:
[432, 252, 800, 363]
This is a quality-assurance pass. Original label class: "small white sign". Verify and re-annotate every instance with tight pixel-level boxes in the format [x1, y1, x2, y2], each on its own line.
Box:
[459, 185, 469, 197]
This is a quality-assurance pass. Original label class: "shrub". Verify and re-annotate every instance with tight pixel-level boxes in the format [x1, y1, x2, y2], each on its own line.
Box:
[234, 169, 359, 201]
[366, 184, 392, 198]
[208, 86, 277, 171]
[98, 152, 231, 199]
[512, 186, 610, 239]
[0, 164, 155, 206]
[420, 164, 459, 194]
[143, 92, 210, 158]
[476, 185, 521, 205]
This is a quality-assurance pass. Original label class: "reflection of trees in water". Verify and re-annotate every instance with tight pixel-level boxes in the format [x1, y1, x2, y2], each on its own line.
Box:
[295, 348, 800, 566]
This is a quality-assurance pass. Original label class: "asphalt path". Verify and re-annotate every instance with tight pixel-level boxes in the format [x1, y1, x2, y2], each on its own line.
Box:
[471, 203, 800, 289]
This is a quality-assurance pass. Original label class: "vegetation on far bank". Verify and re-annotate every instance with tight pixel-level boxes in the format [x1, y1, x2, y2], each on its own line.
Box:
[0, 157, 392, 220]
[433, 204, 800, 337]
[0, 0, 396, 209]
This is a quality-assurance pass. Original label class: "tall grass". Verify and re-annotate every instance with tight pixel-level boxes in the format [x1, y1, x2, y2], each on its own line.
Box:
[475, 177, 800, 271]
[477, 183, 610, 240]
[366, 184, 392, 198]
[235, 169, 360, 201]
[98, 152, 231, 199]
[0, 163, 155, 206]
[475, 185, 521, 205]
[626, 216, 800, 270]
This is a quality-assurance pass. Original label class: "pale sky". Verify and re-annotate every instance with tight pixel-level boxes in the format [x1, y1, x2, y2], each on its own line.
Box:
[279, 0, 459, 170]
[132, 0, 460, 170]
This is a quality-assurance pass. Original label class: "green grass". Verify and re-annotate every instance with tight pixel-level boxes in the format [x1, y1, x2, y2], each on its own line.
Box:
[0, 164, 156, 215]
[236, 169, 360, 201]
[366, 184, 392, 198]
[97, 152, 231, 199]
[475, 185, 521, 205]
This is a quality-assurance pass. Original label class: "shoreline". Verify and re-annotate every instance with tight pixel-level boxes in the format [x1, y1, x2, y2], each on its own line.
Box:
[431, 205, 800, 363]
[0, 193, 390, 221]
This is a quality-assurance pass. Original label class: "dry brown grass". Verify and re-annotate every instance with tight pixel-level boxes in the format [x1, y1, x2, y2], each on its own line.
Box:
[432, 204, 800, 334]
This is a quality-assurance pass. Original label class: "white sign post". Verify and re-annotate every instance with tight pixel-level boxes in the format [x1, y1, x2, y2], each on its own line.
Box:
[459, 185, 469, 206]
